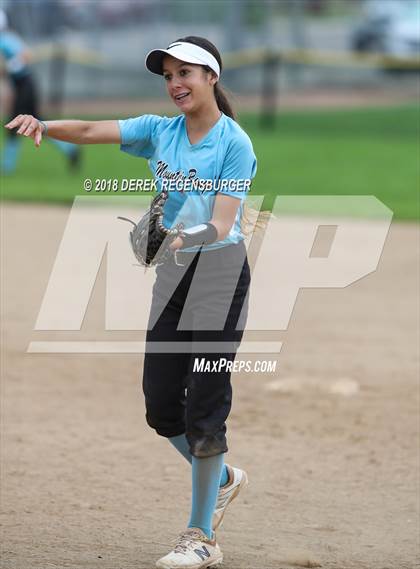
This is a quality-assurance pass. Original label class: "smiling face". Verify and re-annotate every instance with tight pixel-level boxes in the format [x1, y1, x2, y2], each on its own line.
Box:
[162, 55, 217, 114]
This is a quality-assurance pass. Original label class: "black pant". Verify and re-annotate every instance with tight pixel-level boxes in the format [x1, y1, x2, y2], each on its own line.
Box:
[7, 74, 39, 139]
[143, 241, 251, 458]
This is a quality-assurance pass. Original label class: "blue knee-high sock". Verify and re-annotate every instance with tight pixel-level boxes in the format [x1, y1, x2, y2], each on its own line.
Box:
[169, 434, 192, 463]
[1, 137, 21, 173]
[188, 454, 225, 539]
[169, 434, 229, 486]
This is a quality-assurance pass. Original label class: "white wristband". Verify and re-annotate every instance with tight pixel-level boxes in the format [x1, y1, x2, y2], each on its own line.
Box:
[38, 120, 48, 136]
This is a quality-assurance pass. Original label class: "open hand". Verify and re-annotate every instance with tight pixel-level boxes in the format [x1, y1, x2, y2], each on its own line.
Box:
[5, 114, 45, 147]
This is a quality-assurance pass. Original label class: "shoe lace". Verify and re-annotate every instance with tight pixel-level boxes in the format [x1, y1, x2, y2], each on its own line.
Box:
[172, 529, 207, 554]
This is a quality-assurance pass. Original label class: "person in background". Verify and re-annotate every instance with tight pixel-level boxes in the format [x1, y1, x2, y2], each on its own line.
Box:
[0, 8, 80, 174]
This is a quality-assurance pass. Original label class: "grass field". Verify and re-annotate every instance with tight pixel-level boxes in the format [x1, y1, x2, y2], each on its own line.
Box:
[1, 104, 418, 220]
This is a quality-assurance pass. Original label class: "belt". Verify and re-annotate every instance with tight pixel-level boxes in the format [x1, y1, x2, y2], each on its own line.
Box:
[173, 248, 202, 267]
[173, 242, 245, 267]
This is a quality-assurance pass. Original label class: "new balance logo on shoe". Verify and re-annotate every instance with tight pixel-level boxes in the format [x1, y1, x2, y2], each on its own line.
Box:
[156, 528, 222, 568]
[194, 545, 211, 561]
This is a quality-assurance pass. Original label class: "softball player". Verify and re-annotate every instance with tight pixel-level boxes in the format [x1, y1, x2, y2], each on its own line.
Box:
[0, 9, 80, 174]
[6, 36, 256, 569]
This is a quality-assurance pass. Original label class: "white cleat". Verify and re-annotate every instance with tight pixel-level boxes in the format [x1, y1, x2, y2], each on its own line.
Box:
[156, 527, 223, 569]
[212, 465, 248, 531]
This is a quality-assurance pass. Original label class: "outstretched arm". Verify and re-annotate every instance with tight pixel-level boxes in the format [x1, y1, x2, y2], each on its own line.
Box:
[4, 114, 121, 147]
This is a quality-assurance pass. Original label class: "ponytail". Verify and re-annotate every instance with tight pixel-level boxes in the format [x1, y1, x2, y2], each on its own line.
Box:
[214, 83, 235, 121]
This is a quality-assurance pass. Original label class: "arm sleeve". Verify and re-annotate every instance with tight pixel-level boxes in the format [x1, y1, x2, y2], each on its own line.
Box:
[118, 114, 163, 159]
[218, 135, 257, 201]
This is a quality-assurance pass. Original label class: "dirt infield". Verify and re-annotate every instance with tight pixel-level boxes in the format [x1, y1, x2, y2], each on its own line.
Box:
[1, 203, 419, 569]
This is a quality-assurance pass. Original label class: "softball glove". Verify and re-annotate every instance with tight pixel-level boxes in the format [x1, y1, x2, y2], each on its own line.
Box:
[118, 190, 184, 267]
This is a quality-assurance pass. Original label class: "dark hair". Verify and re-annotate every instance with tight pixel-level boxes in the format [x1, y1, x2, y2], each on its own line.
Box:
[174, 35, 235, 121]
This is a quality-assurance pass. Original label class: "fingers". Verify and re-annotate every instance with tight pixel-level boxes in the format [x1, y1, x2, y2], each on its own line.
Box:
[169, 236, 184, 251]
[5, 114, 25, 130]
[22, 119, 40, 137]
[17, 115, 35, 135]
[5, 114, 37, 135]
[34, 128, 43, 147]
[5, 114, 43, 147]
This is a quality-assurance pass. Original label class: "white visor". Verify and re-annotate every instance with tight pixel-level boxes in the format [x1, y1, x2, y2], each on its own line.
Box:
[145, 41, 220, 78]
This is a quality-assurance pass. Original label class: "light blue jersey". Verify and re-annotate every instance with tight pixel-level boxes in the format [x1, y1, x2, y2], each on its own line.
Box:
[118, 113, 257, 251]
[0, 30, 29, 78]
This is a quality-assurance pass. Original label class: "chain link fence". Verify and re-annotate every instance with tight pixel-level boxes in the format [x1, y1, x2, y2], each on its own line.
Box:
[1, 0, 419, 110]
